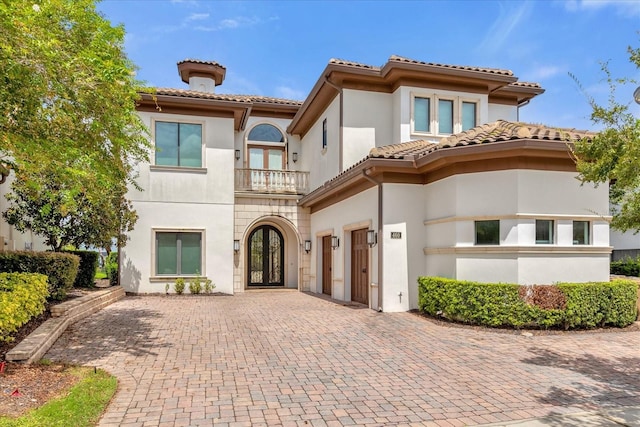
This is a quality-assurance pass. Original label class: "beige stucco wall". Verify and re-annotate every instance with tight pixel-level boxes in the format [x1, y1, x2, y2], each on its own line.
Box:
[233, 195, 310, 292]
[124, 111, 236, 293]
[300, 97, 341, 192]
[308, 187, 378, 307]
[424, 169, 611, 285]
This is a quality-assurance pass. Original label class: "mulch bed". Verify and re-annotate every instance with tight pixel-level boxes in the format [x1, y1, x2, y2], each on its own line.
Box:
[0, 362, 79, 418]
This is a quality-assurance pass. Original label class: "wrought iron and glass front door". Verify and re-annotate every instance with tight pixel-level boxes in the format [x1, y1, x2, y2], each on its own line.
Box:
[248, 225, 284, 287]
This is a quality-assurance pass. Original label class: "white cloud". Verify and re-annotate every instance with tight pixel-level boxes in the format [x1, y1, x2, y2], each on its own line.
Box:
[477, 2, 534, 55]
[194, 16, 266, 32]
[522, 65, 565, 81]
[186, 13, 209, 22]
[564, 0, 640, 17]
[275, 86, 306, 101]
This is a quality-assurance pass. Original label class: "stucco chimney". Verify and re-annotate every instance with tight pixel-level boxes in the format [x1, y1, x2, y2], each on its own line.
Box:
[177, 59, 226, 93]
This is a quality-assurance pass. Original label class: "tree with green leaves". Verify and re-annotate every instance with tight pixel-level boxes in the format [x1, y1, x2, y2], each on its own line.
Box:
[573, 43, 640, 232]
[0, 0, 151, 251]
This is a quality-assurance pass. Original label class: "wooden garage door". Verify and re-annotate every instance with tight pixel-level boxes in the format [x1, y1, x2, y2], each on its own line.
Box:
[351, 228, 369, 305]
[322, 235, 332, 295]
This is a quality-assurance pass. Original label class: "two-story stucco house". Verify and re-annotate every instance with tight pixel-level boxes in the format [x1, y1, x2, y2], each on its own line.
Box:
[0, 56, 614, 312]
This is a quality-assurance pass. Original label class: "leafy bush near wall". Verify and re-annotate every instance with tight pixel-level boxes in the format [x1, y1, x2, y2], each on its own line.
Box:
[0, 273, 49, 342]
[64, 250, 99, 288]
[610, 258, 640, 277]
[558, 281, 638, 328]
[418, 277, 638, 330]
[105, 252, 118, 287]
[0, 251, 79, 300]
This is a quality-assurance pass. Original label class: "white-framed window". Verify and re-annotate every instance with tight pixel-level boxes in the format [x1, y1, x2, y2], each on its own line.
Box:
[573, 221, 590, 245]
[411, 93, 480, 136]
[154, 121, 203, 167]
[155, 231, 203, 276]
[414, 96, 431, 133]
[246, 123, 286, 170]
[475, 220, 500, 245]
[461, 101, 478, 131]
[535, 220, 554, 244]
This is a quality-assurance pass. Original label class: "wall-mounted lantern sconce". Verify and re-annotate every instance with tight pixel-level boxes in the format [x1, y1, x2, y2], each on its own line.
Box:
[304, 240, 311, 253]
[367, 230, 377, 248]
[292, 152, 298, 163]
[233, 240, 240, 253]
[331, 235, 339, 249]
[235, 149, 241, 161]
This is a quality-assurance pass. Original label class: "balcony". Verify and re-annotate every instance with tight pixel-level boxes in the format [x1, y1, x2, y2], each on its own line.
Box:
[235, 169, 309, 195]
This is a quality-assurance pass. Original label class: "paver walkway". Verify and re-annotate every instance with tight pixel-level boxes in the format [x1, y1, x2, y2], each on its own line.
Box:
[46, 291, 640, 427]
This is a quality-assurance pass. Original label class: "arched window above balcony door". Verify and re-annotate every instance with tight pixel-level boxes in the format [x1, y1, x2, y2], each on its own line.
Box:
[246, 123, 286, 171]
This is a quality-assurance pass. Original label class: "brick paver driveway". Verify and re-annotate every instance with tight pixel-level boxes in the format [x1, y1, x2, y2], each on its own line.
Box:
[46, 291, 640, 427]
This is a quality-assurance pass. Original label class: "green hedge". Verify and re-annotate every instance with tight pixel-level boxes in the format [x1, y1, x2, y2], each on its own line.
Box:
[0, 251, 79, 300]
[418, 277, 638, 330]
[64, 250, 99, 288]
[610, 258, 640, 277]
[0, 273, 49, 342]
[105, 252, 118, 287]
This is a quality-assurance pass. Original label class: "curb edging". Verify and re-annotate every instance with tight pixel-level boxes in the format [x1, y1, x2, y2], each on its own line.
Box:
[6, 286, 125, 363]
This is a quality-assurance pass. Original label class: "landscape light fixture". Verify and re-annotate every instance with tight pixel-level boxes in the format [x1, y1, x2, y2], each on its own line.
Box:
[235, 149, 241, 161]
[304, 240, 312, 253]
[367, 230, 377, 247]
[292, 152, 298, 163]
[331, 236, 339, 249]
[233, 240, 240, 252]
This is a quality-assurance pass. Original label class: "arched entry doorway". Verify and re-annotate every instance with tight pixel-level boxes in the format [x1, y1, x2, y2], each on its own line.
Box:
[248, 225, 284, 287]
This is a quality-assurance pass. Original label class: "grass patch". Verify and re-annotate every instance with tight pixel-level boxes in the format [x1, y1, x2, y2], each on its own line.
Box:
[94, 270, 107, 280]
[0, 366, 117, 427]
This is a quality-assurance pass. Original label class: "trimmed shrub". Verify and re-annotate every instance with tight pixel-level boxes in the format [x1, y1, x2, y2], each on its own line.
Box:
[0, 251, 79, 300]
[0, 273, 49, 342]
[610, 258, 640, 277]
[105, 252, 118, 287]
[64, 250, 99, 288]
[174, 278, 185, 295]
[418, 277, 638, 330]
[558, 280, 638, 328]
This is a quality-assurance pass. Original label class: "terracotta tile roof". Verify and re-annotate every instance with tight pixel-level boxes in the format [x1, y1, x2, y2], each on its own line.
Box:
[152, 88, 302, 105]
[369, 120, 595, 159]
[507, 81, 543, 89]
[388, 55, 514, 77]
[177, 59, 226, 69]
[329, 58, 381, 70]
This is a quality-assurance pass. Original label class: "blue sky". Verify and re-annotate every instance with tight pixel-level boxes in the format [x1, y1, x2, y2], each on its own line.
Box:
[98, 0, 640, 131]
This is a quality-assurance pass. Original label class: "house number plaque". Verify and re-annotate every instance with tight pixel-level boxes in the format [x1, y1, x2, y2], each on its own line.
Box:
[390, 232, 402, 239]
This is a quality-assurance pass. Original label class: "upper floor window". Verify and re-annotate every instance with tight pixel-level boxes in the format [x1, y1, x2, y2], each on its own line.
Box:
[462, 101, 477, 131]
[248, 124, 285, 143]
[535, 220, 554, 244]
[155, 121, 202, 167]
[438, 99, 454, 134]
[247, 123, 286, 170]
[411, 94, 479, 136]
[322, 119, 328, 150]
[414, 97, 430, 133]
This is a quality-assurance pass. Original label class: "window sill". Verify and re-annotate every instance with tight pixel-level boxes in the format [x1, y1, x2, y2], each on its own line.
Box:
[150, 275, 208, 282]
[150, 165, 207, 174]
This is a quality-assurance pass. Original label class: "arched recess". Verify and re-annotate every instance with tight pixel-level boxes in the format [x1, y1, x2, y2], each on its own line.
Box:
[244, 123, 288, 170]
[242, 215, 301, 289]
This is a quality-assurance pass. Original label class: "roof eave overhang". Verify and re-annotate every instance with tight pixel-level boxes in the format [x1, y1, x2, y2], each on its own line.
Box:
[300, 139, 576, 212]
[289, 60, 523, 137]
[137, 92, 249, 131]
[490, 85, 546, 105]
